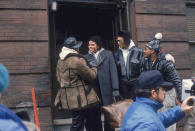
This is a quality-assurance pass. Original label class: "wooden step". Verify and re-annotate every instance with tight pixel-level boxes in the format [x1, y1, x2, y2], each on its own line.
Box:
[53, 114, 121, 131]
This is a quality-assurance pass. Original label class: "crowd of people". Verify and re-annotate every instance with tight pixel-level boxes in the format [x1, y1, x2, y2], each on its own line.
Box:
[54, 30, 195, 131]
[0, 30, 195, 131]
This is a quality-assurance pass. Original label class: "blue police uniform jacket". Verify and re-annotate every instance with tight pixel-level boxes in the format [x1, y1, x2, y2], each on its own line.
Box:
[121, 97, 185, 131]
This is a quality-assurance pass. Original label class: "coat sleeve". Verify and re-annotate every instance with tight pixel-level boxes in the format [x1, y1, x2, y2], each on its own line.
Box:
[138, 50, 145, 73]
[158, 105, 185, 128]
[108, 52, 120, 96]
[75, 57, 97, 82]
[56, 60, 61, 83]
[0, 119, 26, 131]
[163, 61, 182, 101]
[122, 123, 158, 131]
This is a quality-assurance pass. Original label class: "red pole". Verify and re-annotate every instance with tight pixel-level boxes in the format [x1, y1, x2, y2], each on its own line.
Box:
[31, 88, 40, 130]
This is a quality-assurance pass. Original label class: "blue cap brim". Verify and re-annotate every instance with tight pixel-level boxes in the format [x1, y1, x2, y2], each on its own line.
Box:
[159, 81, 173, 87]
[136, 81, 173, 89]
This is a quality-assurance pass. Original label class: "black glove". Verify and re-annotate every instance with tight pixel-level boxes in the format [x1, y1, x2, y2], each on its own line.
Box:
[113, 95, 122, 102]
[112, 90, 122, 102]
[85, 54, 97, 67]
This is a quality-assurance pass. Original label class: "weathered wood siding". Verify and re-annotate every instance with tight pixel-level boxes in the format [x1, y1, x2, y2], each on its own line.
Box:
[134, 0, 191, 78]
[0, 0, 191, 130]
[0, 0, 52, 130]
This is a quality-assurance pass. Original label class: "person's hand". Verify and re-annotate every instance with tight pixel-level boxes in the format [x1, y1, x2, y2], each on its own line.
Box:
[84, 54, 97, 67]
[89, 60, 97, 67]
[181, 96, 195, 114]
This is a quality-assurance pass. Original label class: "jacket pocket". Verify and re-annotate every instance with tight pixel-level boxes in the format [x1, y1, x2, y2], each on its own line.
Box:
[130, 59, 140, 77]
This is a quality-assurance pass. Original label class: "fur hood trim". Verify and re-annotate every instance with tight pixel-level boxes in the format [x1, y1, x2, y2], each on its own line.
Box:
[59, 46, 78, 60]
[165, 54, 175, 63]
[129, 40, 135, 49]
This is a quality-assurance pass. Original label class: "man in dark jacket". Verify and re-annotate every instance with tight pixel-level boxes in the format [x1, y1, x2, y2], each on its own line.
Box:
[143, 33, 182, 102]
[121, 70, 194, 131]
[143, 33, 182, 131]
[85, 36, 119, 131]
[114, 30, 143, 99]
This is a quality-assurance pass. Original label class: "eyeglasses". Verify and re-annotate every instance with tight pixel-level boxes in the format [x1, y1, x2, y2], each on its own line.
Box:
[116, 40, 123, 43]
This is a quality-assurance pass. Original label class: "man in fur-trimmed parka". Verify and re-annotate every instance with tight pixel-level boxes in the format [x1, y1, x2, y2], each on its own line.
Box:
[54, 37, 101, 131]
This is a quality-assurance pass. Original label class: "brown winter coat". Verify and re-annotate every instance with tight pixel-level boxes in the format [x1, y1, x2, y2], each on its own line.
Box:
[54, 53, 99, 110]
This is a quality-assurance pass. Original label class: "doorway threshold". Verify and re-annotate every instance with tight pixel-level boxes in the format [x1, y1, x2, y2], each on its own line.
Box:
[54, 0, 118, 7]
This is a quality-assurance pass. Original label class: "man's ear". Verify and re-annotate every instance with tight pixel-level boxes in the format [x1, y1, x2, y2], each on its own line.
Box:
[151, 50, 155, 54]
[151, 90, 157, 100]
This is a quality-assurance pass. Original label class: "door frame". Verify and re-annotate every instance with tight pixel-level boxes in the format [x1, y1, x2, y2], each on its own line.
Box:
[47, 0, 136, 120]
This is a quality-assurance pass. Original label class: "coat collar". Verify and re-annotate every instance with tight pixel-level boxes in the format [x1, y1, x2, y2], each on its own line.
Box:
[94, 48, 105, 66]
[119, 40, 135, 51]
[136, 97, 163, 112]
[94, 48, 104, 60]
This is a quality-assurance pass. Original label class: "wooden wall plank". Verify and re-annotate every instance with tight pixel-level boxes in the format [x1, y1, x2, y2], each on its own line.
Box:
[0, 0, 52, 129]
[0, 42, 49, 73]
[135, 0, 192, 79]
[135, 0, 185, 15]
[0, 0, 47, 9]
[136, 14, 188, 42]
[178, 69, 192, 79]
[0, 10, 48, 41]
[130, 0, 138, 43]
[189, 45, 195, 77]
[1, 74, 51, 108]
[39, 107, 53, 130]
[138, 42, 191, 69]
[12, 107, 53, 131]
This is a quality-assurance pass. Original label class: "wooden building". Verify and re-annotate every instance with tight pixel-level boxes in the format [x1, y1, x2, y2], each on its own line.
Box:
[0, 0, 194, 130]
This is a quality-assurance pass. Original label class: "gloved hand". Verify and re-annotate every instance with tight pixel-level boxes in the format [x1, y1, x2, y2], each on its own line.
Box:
[84, 54, 97, 67]
[113, 95, 122, 102]
[112, 90, 122, 102]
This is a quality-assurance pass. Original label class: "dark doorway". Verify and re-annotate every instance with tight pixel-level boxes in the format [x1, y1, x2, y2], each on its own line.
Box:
[48, 0, 129, 121]
[54, 2, 120, 56]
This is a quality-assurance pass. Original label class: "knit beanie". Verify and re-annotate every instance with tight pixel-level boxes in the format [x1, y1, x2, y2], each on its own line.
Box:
[146, 33, 162, 54]
[117, 30, 131, 45]
[0, 64, 9, 93]
[88, 36, 102, 49]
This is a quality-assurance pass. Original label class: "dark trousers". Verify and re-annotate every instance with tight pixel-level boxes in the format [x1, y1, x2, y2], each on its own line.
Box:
[70, 105, 102, 131]
[119, 82, 135, 100]
[104, 114, 115, 131]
